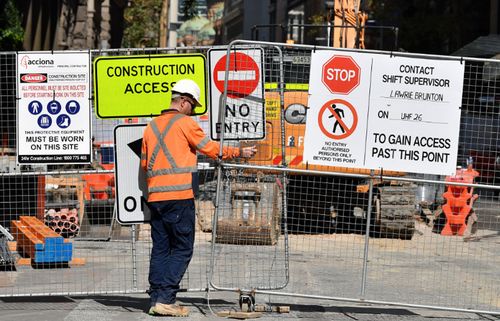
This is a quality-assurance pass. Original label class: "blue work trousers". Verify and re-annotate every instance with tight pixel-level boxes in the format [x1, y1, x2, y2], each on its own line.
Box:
[148, 198, 195, 306]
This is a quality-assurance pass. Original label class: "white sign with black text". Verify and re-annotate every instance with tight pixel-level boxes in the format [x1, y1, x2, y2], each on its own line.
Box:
[114, 124, 150, 224]
[208, 47, 265, 140]
[304, 51, 465, 176]
[16, 51, 92, 164]
[365, 56, 465, 175]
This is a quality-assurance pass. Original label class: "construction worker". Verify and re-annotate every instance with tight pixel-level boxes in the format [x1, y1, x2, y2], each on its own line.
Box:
[141, 79, 257, 317]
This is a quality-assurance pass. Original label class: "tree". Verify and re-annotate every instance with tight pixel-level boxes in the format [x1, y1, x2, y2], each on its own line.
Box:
[123, 0, 199, 48]
[122, 0, 163, 48]
[0, 0, 24, 51]
[182, 0, 199, 20]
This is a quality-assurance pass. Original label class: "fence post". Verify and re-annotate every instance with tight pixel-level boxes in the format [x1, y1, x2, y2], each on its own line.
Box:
[361, 169, 375, 298]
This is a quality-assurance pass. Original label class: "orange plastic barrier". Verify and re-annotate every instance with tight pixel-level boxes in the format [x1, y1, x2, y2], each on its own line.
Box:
[81, 173, 115, 200]
[441, 166, 479, 236]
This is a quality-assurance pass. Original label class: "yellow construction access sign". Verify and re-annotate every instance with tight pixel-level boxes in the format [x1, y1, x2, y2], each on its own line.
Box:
[93, 54, 207, 118]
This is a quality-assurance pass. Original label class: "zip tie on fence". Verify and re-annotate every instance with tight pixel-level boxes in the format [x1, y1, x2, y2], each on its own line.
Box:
[275, 177, 284, 190]
[14, 51, 21, 100]
[232, 47, 238, 71]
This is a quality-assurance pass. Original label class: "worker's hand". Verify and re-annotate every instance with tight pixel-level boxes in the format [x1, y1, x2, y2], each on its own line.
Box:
[240, 145, 257, 158]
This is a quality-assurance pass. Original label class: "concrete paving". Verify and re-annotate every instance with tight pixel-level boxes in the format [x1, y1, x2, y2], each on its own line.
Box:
[0, 292, 499, 321]
[1, 193, 499, 320]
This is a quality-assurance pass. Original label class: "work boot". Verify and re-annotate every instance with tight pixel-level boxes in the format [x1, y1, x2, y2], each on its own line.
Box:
[149, 303, 189, 317]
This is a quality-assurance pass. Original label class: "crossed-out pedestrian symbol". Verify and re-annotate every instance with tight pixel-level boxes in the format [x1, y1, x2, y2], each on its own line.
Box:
[318, 99, 358, 140]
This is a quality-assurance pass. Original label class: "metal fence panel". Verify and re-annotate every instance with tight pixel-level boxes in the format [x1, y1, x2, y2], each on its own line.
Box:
[0, 47, 216, 297]
[208, 45, 289, 292]
[0, 42, 499, 316]
[212, 40, 500, 314]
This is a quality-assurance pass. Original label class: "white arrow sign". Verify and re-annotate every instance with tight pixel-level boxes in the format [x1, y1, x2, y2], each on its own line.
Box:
[114, 124, 150, 224]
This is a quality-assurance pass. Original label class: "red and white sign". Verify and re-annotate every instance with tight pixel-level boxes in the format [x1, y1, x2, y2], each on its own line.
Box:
[208, 47, 265, 141]
[322, 55, 360, 95]
[20, 74, 47, 83]
[318, 99, 358, 140]
[305, 50, 465, 176]
[213, 52, 260, 99]
[304, 51, 372, 169]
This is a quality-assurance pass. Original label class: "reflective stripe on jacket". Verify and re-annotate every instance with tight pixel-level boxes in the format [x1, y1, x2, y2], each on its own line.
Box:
[141, 110, 240, 202]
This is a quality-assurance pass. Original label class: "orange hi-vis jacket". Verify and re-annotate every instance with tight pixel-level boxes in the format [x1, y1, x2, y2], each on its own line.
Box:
[141, 110, 240, 202]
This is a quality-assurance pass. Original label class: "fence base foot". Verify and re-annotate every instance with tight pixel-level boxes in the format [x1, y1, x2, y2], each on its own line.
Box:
[239, 291, 256, 312]
[216, 310, 263, 319]
[254, 304, 290, 313]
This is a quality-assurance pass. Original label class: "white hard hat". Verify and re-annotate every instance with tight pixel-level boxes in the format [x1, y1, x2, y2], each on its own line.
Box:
[171, 79, 202, 107]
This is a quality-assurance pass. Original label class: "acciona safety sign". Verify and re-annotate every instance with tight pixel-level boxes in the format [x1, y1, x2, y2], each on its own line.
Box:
[208, 47, 265, 140]
[16, 51, 92, 165]
[93, 54, 207, 118]
[303, 51, 465, 176]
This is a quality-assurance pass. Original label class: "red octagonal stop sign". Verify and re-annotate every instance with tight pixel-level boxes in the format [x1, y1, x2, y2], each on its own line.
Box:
[322, 55, 360, 95]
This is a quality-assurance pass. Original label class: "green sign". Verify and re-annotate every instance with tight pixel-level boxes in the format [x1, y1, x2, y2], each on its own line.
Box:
[93, 54, 207, 118]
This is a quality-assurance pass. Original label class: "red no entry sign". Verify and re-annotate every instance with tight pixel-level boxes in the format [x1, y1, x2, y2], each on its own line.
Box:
[318, 99, 358, 139]
[213, 52, 260, 99]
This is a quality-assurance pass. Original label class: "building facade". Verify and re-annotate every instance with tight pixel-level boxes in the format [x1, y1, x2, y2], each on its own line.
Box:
[17, 0, 127, 51]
